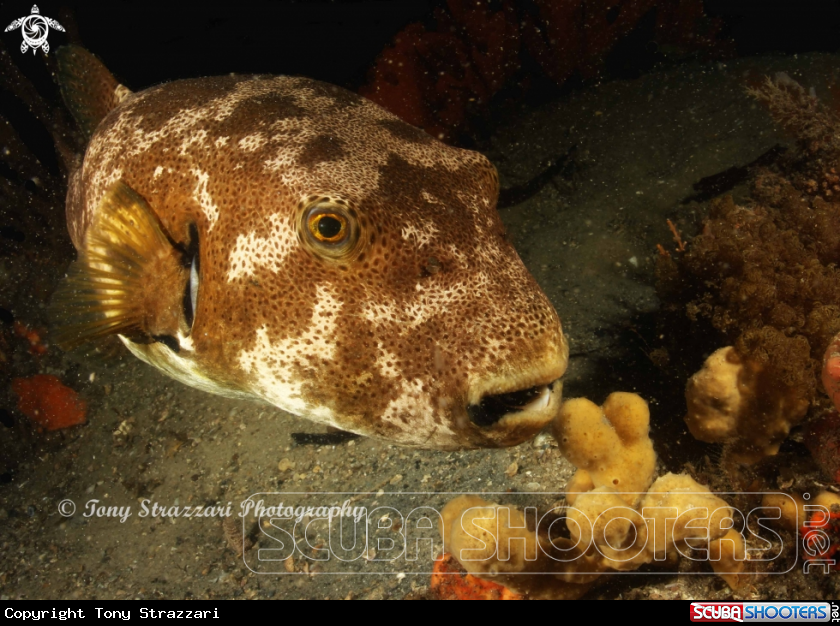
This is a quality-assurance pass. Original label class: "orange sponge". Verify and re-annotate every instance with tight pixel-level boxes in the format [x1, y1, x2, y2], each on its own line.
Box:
[430, 554, 522, 601]
[11, 375, 87, 430]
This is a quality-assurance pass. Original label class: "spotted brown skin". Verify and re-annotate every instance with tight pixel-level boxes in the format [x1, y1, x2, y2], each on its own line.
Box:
[66, 74, 568, 449]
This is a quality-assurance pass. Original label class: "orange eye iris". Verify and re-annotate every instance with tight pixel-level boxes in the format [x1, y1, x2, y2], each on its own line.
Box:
[308, 212, 347, 243]
[300, 201, 362, 262]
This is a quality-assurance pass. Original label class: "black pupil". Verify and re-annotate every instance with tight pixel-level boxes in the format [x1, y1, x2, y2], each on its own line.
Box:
[317, 215, 342, 239]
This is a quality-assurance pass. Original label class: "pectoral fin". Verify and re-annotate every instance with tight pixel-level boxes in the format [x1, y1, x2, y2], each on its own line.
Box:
[51, 181, 189, 350]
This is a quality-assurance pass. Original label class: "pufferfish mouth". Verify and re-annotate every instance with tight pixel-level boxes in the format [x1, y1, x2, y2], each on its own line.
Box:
[467, 382, 557, 427]
[463, 357, 567, 446]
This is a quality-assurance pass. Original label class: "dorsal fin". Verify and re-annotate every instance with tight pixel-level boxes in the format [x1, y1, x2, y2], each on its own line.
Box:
[56, 45, 132, 142]
[51, 181, 188, 350]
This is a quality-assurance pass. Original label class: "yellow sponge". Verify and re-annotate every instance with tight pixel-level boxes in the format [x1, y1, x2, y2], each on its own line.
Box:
[553, 392, 656, 506]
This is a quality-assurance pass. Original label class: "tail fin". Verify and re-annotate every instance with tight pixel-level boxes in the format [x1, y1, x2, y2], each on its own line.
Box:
[55, 45, 132, 142]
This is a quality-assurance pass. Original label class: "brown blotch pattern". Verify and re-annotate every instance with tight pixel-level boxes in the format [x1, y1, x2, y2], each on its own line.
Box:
[66, 74, 566, 448]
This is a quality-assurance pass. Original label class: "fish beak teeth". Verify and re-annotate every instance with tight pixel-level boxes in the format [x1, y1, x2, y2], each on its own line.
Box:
[524, 384, 552, 411]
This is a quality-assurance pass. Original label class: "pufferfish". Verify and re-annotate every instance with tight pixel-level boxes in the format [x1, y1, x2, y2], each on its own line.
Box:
[52, 46, 569, 449]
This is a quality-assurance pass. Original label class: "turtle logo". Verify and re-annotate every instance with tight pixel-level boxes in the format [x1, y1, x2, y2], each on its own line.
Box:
[5, 5, 64, 54]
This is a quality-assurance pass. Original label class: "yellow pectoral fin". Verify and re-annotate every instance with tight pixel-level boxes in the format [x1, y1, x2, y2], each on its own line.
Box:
[51, 181, 188, 350]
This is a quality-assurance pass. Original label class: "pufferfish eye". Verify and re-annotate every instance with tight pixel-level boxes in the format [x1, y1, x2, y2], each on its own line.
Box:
[300, 201, 363, 261]
[308, 212, 346, 243]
